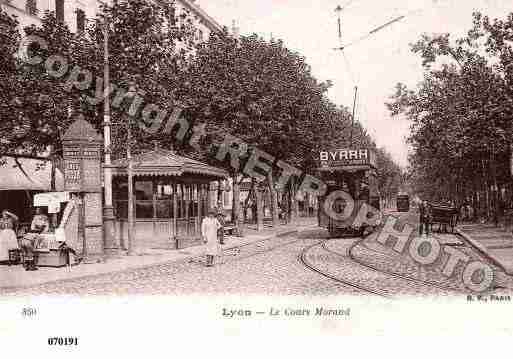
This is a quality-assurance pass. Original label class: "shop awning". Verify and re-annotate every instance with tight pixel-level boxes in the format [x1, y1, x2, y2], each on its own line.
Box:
[111, 149, 228, 179]
[0, 156, 64, 191]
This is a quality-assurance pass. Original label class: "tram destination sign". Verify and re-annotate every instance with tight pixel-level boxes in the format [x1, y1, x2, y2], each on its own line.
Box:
[318, 148, 376, 170]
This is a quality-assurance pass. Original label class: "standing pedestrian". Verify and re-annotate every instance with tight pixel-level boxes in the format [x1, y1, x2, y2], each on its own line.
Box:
[419, 200, 432, 237]
[202, 208, 222, 267]
[460, 203, 467, 222]
[467, 203, 474, 221]
[497, 197, 505, 227]
[0, 210, 19, 262]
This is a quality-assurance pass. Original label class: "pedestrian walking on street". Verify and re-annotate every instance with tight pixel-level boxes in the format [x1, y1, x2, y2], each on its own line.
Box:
[419, 200, 432, 237]
[202, 208, 222, 267]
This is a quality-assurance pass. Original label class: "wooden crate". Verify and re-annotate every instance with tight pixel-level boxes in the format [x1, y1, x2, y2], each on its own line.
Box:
[36, 249, 71, 267]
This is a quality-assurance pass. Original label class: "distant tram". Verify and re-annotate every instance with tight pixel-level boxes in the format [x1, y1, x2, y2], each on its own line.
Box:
[316, 148, 380, 238]
[396, 194, 410, 212]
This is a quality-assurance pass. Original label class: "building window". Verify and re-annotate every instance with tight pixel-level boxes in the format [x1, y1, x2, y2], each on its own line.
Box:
[25, 0, 38, 16]
[76, 9, 86, 33]
[55, 0, 64, 23]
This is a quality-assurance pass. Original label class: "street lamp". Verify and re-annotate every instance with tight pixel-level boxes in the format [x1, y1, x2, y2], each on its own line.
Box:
[102, 17, 117, 253]
[126, 82, 136, 256]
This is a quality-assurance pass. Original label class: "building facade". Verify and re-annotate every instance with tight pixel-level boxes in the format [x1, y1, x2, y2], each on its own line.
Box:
[1, 0, 222, 38]
[1, 0, 102, 32]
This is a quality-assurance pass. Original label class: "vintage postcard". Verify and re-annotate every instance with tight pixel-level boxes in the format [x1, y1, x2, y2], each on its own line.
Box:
[1, 0, 513, 354]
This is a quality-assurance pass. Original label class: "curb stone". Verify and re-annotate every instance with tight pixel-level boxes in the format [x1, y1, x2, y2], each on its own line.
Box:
[456, 228, 513, 275]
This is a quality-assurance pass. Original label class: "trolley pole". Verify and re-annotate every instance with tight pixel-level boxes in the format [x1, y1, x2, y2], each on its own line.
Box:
[126, 83, 136, 256]
[349, 85, 358, 146]
[127, 117, 134, 255]
[335, 5, 343, 40]
[334, 5, 358, 147]
[102, 18, 117, 252]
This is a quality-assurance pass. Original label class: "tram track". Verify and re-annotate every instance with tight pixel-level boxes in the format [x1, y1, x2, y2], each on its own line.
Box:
[346, 231, 500, 294]
[299, 240, 391, 298]
[343, 239, 466, 294]
[298, 234, 467, 297]
[223, 225, 472, 296]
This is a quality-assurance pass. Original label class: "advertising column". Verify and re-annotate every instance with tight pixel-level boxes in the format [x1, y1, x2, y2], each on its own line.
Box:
[62, 117, 104, 256]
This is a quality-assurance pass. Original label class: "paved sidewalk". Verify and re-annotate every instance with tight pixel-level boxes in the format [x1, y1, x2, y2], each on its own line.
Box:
[458, 223, 513, 275]
[0, 218, 317, 290]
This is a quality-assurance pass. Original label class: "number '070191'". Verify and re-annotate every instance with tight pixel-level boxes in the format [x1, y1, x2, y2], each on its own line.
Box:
[48, 337, 78, 346]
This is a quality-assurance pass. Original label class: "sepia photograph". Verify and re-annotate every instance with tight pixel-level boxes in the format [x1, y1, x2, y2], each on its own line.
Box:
[1, 0, 513, 354]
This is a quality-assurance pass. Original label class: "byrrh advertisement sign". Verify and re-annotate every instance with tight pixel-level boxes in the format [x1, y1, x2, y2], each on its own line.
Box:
[318, 148, 377, 170]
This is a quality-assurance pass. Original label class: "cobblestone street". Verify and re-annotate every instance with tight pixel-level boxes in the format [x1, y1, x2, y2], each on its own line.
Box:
[3, 211, 508, 297]
[1, 229, 348, 296]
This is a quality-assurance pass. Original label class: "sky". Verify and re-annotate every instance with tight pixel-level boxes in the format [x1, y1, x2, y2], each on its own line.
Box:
[197, 0, 512, 167]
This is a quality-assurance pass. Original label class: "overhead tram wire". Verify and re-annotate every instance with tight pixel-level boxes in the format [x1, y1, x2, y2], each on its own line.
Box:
[334, 5, 430, 51]
[333, 4, 434, 145]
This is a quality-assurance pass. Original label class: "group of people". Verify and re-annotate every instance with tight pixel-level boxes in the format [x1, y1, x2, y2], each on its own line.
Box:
[0, 207, 50, 271]
[459, 203, 475, 222]
[418, 199, 462, 235]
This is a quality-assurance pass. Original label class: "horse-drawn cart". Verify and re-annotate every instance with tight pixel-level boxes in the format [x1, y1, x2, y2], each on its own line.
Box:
[429, 203, 459, 233]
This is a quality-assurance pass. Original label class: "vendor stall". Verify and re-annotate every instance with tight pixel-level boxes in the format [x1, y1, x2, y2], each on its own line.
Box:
[28, 191, 79, 268]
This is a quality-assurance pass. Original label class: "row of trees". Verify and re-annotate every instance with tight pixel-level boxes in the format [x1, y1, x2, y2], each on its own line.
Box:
[388, 12, 513, 220]
[0, 0, 402, 229]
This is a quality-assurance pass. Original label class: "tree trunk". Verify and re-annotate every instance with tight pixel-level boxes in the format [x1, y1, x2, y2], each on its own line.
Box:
[49, 146, 58, 230]
[255, 185, 264, 231]
[231, 172, 243, 236]
[50, 157, 56, 191]
[267, 170, 279, 227]
[243, 179, 255, 223]
[217, 180, 223, 209]
[305, 191, 311, 217]
[290, 176, 299, 223]
[284, 187, 290, 224]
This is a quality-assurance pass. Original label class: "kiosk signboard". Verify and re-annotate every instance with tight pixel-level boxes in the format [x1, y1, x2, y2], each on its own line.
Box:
[62, 118, 102, 192]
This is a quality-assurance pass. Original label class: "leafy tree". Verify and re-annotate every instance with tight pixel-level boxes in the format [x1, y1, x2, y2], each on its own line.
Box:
[181, 30, 341, 227]
[0, 1, 198, 183]
[0, 9, 21, 154]
[388, 11, 513, 221]
[375, 148, 403, 206]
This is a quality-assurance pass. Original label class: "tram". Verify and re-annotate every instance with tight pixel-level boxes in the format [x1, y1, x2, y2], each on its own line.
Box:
[317, 148, 380, 238]
[396, 193, 410, 212]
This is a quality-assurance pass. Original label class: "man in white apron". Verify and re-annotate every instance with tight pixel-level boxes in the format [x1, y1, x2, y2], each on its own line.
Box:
[202, 209, 222, 267]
